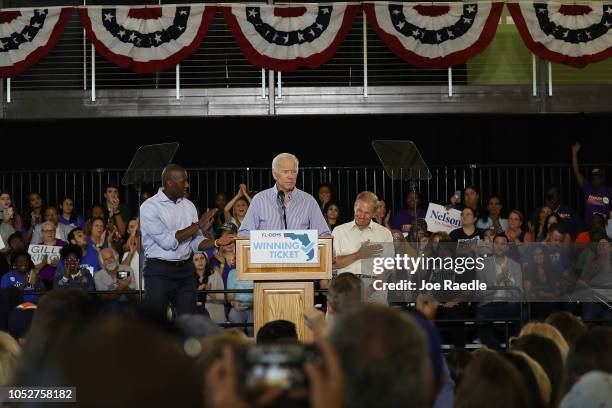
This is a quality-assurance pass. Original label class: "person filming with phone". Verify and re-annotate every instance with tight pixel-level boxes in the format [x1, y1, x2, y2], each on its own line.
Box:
[95, 247, 137, 312]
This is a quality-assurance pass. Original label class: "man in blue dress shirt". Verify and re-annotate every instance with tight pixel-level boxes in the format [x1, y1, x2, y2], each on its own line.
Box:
[140, 164, 235, 318]
[238, 153, 330, 236]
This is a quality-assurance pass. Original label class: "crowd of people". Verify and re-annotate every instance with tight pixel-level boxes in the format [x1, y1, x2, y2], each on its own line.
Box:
[0, 144, 610, 405]
[0, 277, 609, 407]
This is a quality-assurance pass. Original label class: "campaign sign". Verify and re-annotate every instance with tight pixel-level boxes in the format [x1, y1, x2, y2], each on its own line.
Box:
[249, 230, 319, 264]
[28, 245, 62, 264]
[425, 203, 462, 233]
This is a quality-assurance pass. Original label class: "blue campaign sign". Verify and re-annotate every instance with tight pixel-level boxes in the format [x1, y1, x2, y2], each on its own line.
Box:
[249, 230, 319, 264]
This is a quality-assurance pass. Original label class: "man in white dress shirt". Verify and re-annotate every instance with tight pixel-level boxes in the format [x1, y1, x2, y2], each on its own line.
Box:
[332, 191, 394, 304]
[139, 164, 235, 318]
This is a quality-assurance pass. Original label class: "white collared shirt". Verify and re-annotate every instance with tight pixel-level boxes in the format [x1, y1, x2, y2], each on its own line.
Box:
[140, 188, 206, 261]
[332, 220, 393, 276]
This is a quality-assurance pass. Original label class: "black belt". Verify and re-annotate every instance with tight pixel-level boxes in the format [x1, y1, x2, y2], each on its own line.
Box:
[148, 257, 192, 267]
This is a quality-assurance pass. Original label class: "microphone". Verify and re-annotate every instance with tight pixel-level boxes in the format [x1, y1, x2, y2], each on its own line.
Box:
[277, 190, 288, 229]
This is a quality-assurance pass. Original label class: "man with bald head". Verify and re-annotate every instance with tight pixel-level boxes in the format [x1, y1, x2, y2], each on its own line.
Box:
[238, 153, 330, 236]
[140, 164, 235, 317]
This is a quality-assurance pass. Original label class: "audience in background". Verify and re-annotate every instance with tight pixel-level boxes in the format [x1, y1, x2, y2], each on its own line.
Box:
[30, 207, 72, 245]
[530, 184, 580, 237]
[323, 201, 342, 231]
[0, 252, 43, 302]
[223, 183, 251, 230]
[526, 204, 553, 242]
[22, 192, 44, 243]
[225, 247, 253, 336]
[94, 248, 136, 313]
[34, 221, 66, 289]
[102, 185, 131, 236]
[572, 143, 612, 227]
[317, 182, 334, 211]
[477, 195, 508, 233]
[391, 190, 426, 235]
[57, 196, 85, 230]
[53, 245, 95, 291]
[0, 192, 22, 232]
[0, 143, 612, 408]
[87, 216, 108, 251]
[372, 197, 391, 229]
[0, 232, 25, 276]
[65, 227, 101, 276]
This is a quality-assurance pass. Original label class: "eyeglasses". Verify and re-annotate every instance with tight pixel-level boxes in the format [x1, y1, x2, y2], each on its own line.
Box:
[65, 258, 80, 264]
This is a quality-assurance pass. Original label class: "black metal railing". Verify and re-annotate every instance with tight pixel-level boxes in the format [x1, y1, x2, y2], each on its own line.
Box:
[1, 164, 609, 224]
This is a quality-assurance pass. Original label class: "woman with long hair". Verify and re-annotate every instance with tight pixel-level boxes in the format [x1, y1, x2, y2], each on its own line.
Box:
[541, 213, 572, 245]
[224, 184, 251, 230]
[526, 204, 552, 242]
[373, 197, 391, 229]
[477, 195, 508, 234]
[323, 201, 342, 231]
[524, 245, 559, 319]
[58, 196, 85, 229]
[0, 191, 22, 231]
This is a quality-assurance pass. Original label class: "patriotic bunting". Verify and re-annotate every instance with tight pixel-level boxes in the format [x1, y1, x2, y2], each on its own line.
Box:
[0, 7, 72, 77]
[220, 3, 359, 71]
[363, 2, 503, 68]
[77, 5, 216, 74]
[3, 3, 612, 76]
[507, 2, 612, 68]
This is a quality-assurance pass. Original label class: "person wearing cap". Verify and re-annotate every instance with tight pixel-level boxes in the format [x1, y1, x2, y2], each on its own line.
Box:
[237, 153, 330, 236]
[572, 143, 612, 226]
[139, 164, 235, 318]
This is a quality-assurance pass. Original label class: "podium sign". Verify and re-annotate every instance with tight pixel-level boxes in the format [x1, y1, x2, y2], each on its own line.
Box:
[249, 230, 319, 264]
[236, 235, 333, 342]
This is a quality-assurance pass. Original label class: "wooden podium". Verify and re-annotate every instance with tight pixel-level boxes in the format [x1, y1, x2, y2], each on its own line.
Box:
[236, 236, 333, 342]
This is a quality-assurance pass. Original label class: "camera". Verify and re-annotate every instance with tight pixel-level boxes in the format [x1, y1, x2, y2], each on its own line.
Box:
[240, 344, 321, 392]
[117, 270, 130, 280]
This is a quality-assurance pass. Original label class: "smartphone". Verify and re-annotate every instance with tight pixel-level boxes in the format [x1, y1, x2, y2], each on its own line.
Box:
[240, 344, 320, 392]
[454, 190, 462, 203]
[117, 270, 130, 280]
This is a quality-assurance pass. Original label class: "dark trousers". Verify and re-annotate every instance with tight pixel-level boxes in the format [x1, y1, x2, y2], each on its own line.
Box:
[143, 259, 196, 318]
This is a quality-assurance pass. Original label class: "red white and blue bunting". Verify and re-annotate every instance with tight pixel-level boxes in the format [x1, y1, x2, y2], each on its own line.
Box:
[363, 2, 503, 68]
[3, 2, 612, 77]
[220, 3, 359, 71]
[507, 2, 612, 68]
[77, 5, 216, 74]
[0, 7, 72, 77]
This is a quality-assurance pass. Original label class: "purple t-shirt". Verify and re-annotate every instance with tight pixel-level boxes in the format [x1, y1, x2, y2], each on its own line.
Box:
[583, 180, 612, 225]
[38, 239, 67, 289]
[390, 209, 426, 233]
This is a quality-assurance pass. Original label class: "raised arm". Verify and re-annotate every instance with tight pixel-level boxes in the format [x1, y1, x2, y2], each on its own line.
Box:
[224, 188, 244, 222]
[571, 143, 585, 189]
[239, 184, 252, 203]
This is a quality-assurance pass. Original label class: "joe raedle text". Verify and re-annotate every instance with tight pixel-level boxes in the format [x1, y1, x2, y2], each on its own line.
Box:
[372, 279, 488, 292]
